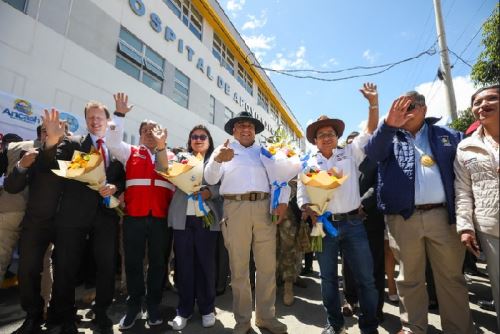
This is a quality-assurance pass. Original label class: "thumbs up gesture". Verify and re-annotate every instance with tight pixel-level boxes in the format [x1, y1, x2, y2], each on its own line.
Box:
[214, 139, 234, 163]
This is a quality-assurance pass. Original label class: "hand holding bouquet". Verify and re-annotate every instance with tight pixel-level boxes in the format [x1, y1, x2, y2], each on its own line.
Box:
[300, 166, 347, 251]
[261, 127, 307, 222]
[156, 154, 215, 227]
[52, 149, 120, 208]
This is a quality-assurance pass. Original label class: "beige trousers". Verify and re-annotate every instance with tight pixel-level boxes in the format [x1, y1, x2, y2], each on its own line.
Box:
[0, 211, 24, 280]
[386, 207, 474, 334]
[221, 199, 277, 324]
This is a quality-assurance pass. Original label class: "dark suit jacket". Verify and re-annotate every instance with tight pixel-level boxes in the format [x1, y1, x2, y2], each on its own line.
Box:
[4, 147, 63, 227]
[42, 134, 125, 227]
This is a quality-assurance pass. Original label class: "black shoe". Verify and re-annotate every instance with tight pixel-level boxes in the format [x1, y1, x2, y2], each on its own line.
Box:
[146, 306, 163, 326]
[12, 317, 43, 334]
[377, 311, 385, 323]
[322, 325, 346, 334]
[478, 299, 495, 311]
[93, 313, 113, 334]
[216, 288, 226, 296]
[118, 307, 142, 330]
[58, 322, 77, 334]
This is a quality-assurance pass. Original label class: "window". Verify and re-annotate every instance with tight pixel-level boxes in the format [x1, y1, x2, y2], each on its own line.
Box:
[116, 28, 165, 93]
[212, 33, 235, 76]
[257, 88, 269, 112]
[173, 69, 190, 108]
[270, 103, 278, 122]
[209, 95, 215, 124]
[237, 64, 253, 96]
[4, 0, 27, 12]
[164, 0, 203, 40]
[224, 107, 233, 123]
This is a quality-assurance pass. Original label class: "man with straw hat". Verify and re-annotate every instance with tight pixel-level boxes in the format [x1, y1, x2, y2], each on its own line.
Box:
[205, 111, 289, 334]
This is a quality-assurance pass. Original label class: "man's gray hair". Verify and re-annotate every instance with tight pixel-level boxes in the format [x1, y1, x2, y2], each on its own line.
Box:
[404, 91, 426, 105]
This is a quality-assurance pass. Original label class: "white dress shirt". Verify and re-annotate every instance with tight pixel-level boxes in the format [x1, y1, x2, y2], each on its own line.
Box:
[106, 116, 155, 169]
[204, 140, 290, 203]
[297, 132, 370, 214]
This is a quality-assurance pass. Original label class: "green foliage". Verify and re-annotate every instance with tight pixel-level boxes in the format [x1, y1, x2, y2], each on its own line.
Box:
[449, 108, 476, 132]
[471, 4, 500, 86]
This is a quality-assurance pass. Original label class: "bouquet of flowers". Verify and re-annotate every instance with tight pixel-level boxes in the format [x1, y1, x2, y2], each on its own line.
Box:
[261, 127, 307, 222]
[51, 149, 120, 208]
[156, 154, 214, 227]
[300, 166, 347, 252]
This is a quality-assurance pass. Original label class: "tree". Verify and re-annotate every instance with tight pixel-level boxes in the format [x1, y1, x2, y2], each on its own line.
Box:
[471, 4, 500, 86]
[449, 107, 476, 133]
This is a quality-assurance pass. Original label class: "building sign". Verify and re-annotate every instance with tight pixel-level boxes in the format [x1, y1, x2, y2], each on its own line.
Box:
[0, 90, 85, 140]
[128, 0, 256, 116]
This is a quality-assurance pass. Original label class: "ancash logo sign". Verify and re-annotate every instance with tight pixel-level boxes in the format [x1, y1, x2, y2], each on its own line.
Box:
[2, 98, 41, 125]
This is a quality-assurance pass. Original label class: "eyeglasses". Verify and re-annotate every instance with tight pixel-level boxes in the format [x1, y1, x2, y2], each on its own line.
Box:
[316, 132, 337, 140]
[191, 134, 208, 141]
[407, 103, 423, 112]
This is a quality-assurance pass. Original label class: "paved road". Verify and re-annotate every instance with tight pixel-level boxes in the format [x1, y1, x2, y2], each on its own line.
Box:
[0, 262, 497, 334]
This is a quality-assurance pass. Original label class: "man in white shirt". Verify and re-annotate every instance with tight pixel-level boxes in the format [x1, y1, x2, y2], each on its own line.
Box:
[205, 111, 288, 334]
[298, 83, 380, 334]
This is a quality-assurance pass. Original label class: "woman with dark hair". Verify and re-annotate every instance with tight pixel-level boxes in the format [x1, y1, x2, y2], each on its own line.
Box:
[164, 125, 223, 330]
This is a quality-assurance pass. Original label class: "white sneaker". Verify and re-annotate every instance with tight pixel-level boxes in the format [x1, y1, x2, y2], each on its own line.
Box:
[202, 312, 216, 328]
[168, 315, 190, 330]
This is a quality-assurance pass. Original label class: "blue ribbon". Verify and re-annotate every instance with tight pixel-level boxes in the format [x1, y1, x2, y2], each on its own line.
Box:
[317, 211, 338, 237]
[103, 196, 111, 208]
[260, 146, 273, 159]
[188, 193, 209, 216]
[300, 153, 310, 169]
[272, 181, 287, 210]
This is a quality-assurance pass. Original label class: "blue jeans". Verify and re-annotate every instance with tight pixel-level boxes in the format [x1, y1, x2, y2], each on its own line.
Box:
[316, 217, 378, 333]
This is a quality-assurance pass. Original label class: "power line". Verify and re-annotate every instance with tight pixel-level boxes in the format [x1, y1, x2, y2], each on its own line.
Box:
[448, 49, 472, 68]
[250, 43, 437, 82]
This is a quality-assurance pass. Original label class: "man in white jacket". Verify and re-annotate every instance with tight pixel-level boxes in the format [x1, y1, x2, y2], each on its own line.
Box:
[454, 84, 499, 330]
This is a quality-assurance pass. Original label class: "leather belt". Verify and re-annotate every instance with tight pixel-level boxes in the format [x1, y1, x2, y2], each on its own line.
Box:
[415, 203, 445, 211]
[331, 209, 361, 221]
[223, 192, 269, 201]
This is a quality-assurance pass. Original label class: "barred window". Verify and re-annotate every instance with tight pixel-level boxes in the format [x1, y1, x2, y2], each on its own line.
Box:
[224, 107, 233, 123]
[164, 0, 203, 40]
[212, 33, 235, 76]
[209, 95, 215, 124]
[116, 28, 164, 93]
[237, 64, 253, 96]
[173, 69, 190, 108]
[257, 88, 269, 112]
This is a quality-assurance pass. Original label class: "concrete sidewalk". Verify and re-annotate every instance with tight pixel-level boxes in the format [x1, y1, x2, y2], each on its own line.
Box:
[0, 262, 498, 334]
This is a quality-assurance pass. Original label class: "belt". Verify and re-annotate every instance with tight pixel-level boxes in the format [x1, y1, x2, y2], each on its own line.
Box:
[415, 203, 445, 211]
[223, 192, 269, 201]
[331, 209, 361, 221]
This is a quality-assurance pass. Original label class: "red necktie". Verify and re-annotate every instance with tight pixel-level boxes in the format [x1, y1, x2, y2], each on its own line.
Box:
[96, 138, 107, 167]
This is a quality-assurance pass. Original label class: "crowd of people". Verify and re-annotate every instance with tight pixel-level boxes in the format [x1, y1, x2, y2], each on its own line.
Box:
[0, 83, 498, 334]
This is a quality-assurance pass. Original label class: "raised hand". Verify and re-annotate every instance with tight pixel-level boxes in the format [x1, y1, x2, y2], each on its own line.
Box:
[360, 82, 379, 106]
[19, 149, 38, 168]
[385, 96, 413, 128]
[152, 125, 168, 149]
[114, 92, 133, 115]
[41, 108, 66, 148]
[214, 139, 234, 163]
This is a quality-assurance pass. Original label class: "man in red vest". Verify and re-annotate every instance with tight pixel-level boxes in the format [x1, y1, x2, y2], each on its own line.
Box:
[106, 93, 175, 330]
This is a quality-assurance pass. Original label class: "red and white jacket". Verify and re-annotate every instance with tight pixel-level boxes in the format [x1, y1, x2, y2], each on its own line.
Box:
[125, 146, 174, 218]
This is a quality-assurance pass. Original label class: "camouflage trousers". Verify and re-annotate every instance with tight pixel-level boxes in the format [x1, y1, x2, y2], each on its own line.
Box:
[276, 211, 303, 283]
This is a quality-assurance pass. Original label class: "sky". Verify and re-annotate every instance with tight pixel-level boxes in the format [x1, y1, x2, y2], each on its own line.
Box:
[217, 0, 497, 144]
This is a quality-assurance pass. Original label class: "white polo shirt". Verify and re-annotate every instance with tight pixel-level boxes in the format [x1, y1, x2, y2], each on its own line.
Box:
[297, 132, 370, 214]
[204, 140, 290, 203]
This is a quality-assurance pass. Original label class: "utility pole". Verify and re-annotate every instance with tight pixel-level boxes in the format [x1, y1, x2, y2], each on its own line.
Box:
[433, 0, 457, 121]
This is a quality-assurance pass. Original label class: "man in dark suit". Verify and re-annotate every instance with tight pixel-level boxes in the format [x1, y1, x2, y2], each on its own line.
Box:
[42, 104, 125, 334]
[4, 125, 66, 334]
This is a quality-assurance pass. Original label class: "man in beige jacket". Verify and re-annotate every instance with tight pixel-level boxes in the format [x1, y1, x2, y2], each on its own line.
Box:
[455, 84, 499, 330]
